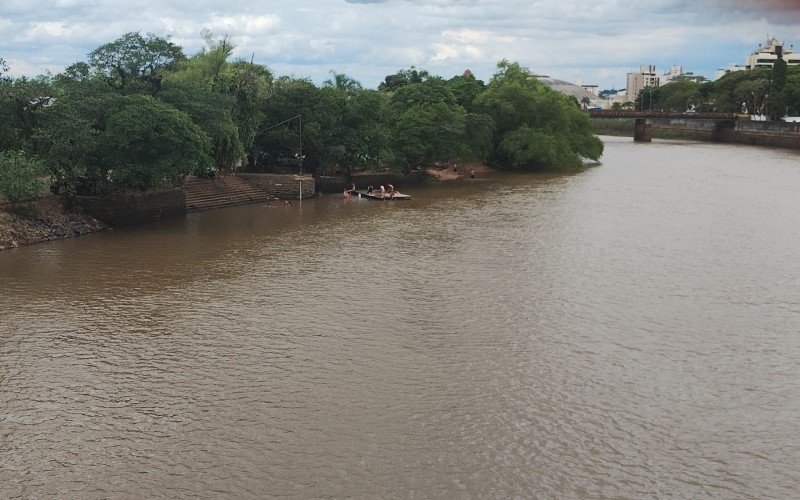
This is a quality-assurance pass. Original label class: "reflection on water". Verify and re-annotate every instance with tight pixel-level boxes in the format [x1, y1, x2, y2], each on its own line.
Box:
[2, 137, 800, 497]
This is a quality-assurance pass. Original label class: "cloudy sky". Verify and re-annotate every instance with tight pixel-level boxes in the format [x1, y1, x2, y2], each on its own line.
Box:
[2, 0, 800, 89]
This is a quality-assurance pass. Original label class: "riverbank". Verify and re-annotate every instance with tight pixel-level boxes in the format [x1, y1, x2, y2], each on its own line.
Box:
[0, 196, 107, 251]
[0, 163, 490, 251]
[425, 162, 493, 181]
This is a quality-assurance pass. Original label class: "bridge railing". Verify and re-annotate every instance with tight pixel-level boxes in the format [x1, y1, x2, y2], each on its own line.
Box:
[588, 110, 741, 120]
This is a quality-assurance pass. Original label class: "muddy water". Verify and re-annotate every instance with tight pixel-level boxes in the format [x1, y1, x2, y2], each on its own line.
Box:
[2, 136, 799, 497]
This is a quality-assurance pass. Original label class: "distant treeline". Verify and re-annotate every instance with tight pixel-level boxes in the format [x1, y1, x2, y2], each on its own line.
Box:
[0, 31, 603, 203]
[623, 60, 800, 119]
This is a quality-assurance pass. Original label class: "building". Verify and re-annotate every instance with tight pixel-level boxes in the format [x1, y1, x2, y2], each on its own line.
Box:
[746, 36, 800, 68]
[658, 65, 707, 86]
[535, 76, 604, 109]
[660, 65, 683, 85]
[715, 64, 747, 80]
[626, 65, 659, 103]
[715, 36, 799, 80]
[600, 89, 628, 108]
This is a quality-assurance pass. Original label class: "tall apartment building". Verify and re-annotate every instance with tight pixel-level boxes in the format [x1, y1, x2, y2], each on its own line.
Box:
[626, 65, 659, 103]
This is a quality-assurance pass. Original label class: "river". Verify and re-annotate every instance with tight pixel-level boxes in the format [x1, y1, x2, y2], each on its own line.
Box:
[1, 136, 799, 498]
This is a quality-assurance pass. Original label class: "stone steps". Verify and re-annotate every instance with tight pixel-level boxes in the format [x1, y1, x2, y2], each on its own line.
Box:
[184, 176, 274, 212]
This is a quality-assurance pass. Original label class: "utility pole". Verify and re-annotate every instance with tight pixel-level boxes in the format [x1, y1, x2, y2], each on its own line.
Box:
[261, 114, 303, 172]
[299, 115, 303, 174]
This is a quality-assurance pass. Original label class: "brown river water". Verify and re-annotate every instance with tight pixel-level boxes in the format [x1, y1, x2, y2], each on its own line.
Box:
[2, 136, 799, 498]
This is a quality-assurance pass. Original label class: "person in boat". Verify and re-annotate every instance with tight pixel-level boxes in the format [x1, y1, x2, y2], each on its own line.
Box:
[380, 185, 385, 197]
[343, 188, 351, 199]
[367, 185, 374, 194]
[387, 184, 395, 200]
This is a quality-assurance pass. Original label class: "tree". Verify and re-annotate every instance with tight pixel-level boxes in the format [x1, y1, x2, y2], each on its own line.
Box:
[162, 31, 272, 168]
[447, 73, 485, 112]
[463, 113, 494, 161]
[158, 85, 243, 170]
[635, 80, 708, 112]
[324, 70, 363, 96]
[99, 94, 211, 190]
[165, 30, 236, 93]
[378, 67, 430, 92]
[257, 77, 344, 172]
[476, 60, 602, 170]
[710, 69, 770, 113]
[388, 77, 469, 172]
[0, 74, 54, 151]
[34, 76, 128, 195]
[88, 32, 186, 91]
[218, 60, 273, 163]
[767, 56, 788, 119]
[59, 62, 91, 82]
[782, 67, 800, 116]
[34, 89, 102, 196]
[0, 58, 15, 149]
[0, 150, 48, 206]
[338, 90, 393, 173]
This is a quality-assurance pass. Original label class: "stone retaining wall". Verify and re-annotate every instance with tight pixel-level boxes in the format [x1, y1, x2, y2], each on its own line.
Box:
[77, 188, 186, 226]
[594, 117, 800, 148]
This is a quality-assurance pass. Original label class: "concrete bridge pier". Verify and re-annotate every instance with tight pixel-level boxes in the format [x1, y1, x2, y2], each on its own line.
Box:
[634, 118, 652, 142]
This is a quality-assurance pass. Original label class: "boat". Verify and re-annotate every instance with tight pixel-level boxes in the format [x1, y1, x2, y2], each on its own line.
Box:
[353, 189, 411, 200]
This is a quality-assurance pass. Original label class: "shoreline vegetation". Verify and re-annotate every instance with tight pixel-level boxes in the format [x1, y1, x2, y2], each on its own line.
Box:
[1, 30, 604, 251]
[0, 167, 490, 251]
[3, 29, 798, 250]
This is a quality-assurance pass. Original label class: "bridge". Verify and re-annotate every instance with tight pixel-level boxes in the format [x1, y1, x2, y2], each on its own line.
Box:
[588, 110, 740, 120]
[588, 109, 742, 141]
[588, 109, 800, 147]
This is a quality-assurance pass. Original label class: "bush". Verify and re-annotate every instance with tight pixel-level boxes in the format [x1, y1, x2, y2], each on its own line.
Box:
[0, 150, 48, 205]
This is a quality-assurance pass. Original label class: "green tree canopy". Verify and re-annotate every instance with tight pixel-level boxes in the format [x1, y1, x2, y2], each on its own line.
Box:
[158, 84, 243, 170]
[447, 73, 485, 112]
[99, 94, 211, 190]
[0, 74, 53, 151]
[324, 70, 363, 96]
[378, 67, 430, 92]
[338, 90, 393, 173]
[88, 32, 186, 91]
[389, 77, 469, 172]
[0, 149, 48, 205]
[710, 69, 770, 113]
[164, 30, 236, 92]
[476, 60, 602, 169]
[782, 67, 800, 116]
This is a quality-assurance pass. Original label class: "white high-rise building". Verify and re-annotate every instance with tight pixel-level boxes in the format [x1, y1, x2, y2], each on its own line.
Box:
[626, 65, 658, 103]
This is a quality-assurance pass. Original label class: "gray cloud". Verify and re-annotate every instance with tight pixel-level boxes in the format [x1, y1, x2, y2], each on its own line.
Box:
[1, 0, 798, 88]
